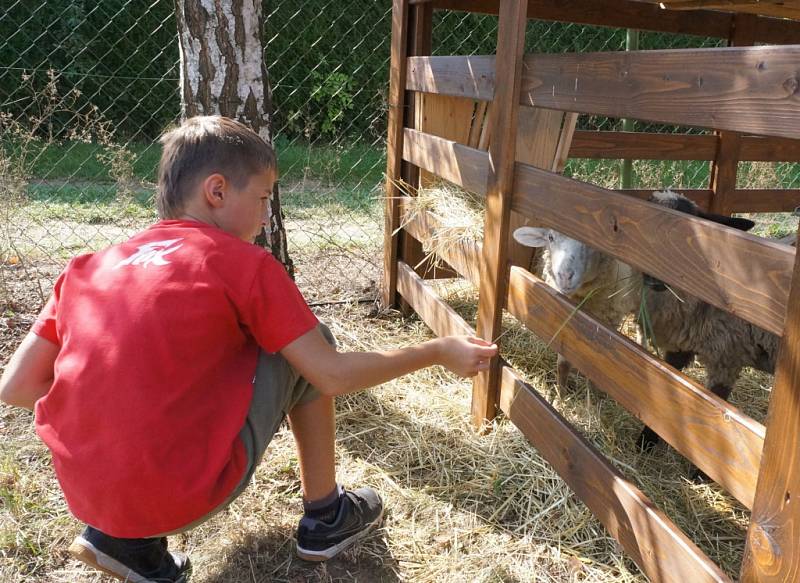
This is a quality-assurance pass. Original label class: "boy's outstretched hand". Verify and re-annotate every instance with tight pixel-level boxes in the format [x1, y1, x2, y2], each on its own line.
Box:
[435, 335, 498, 378]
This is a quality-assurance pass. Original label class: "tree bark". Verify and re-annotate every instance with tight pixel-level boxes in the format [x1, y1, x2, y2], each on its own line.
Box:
[174, 0, 293, 276]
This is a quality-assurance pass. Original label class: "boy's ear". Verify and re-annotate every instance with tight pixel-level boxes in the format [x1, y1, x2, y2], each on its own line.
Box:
[202, 173, 228, 208]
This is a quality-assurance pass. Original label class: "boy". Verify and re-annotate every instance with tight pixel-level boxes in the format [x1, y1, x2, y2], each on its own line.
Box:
[0, 116, 498, 582]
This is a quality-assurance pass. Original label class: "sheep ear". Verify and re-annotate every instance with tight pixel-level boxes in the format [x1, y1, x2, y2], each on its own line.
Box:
[698, 211, 756, 232]
[513, 227, 549, 247]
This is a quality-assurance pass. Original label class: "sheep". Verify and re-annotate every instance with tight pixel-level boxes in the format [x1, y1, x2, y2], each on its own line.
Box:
[635, 189, 781, 451]
[515, 190, 787, 457]
[512, 227, 641, 389]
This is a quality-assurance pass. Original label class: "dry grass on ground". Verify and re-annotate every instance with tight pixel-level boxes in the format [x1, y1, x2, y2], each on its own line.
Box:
[0, 186, 789, 581]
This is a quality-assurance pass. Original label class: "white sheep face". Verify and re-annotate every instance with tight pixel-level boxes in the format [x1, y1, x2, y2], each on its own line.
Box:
[513, 227, 602, 296]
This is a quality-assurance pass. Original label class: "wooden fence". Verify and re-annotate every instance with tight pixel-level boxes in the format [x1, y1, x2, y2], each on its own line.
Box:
[383, 1, 800, 581]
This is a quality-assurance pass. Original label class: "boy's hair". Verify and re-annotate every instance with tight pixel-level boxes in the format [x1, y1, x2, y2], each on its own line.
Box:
[156, 116, 276, 219]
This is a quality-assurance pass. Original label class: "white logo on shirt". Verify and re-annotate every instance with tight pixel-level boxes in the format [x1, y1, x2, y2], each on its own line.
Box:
[113, 238, 184, 270]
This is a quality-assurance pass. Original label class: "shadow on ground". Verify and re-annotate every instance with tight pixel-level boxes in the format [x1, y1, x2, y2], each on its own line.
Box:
[202, 528, 400, 583]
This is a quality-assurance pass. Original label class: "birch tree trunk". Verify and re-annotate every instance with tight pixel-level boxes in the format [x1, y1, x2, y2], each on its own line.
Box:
[174, 0, 293, 277]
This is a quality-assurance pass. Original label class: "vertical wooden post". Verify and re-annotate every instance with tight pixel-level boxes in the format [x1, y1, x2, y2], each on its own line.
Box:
[401, 3, 440, 286]
[708, 14, 756, 215]
[471, 0, 527, 427]
[382, 0, 411, 309]
[740, 219, 800, 582]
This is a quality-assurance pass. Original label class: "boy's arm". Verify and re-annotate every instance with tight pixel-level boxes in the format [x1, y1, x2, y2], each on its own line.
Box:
[0, 332, 59, 410]
[280, 325, 498, 397]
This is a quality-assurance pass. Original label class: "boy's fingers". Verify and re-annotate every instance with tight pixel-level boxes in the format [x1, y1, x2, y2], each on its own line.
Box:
[466, 336, 494, 347]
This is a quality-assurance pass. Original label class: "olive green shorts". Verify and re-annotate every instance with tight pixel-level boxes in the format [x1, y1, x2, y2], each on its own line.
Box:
[156, 323, 333, 536]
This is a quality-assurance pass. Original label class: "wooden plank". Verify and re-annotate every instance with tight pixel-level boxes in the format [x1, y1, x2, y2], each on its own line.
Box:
[401, 2, 435, 290]
[427, 0, 800, 44]
[512, 163, 796, 336]
[569, 132, 800, 162]
[419, 94, 477, 187]
[552, 112, 579, 173]
[408, 47, 800, 140]
[741, 221, 800, 582]
[506, 265, 764, 509]
[396, 261, 476, 336]
[472, 0, 528, 427]
[728, 189, 800, 213]
[430, 0, 733, 37]
[402, 128, 489, 195]
[520, 47, 800, 141]
[739, 136, 800, 162]
[708, 14, 757, 216]
[383, 0, 412, 309]
[467, 101, 488, 149]
[569, 131, 720, 160]
[655, 0, 800, 21]
[499, 367, 733, 582]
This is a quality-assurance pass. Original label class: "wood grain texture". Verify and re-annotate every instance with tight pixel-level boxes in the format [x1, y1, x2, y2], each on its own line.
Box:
[506, 266, 764, 509]
[728, 189, 800, 213]
[427, 0, 800, 43]
[569, 132, 800, 162]
[401, 2, 435, 289]
[709, 13, 756, 216]
[396, 261, 476, 336]
[408, 47, 800, 140]
[741, 221, 800, 582]
[402, 128, 489, 195]
[569, 131, 720, 160]
[499, 366, 733, 583]
[382, 0, 411, 309]
[472, 0, 528, 426]
[511, 163, 796, 336]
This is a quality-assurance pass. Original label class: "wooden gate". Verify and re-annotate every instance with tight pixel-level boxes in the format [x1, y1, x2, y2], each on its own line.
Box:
[383, 1, 800, 581]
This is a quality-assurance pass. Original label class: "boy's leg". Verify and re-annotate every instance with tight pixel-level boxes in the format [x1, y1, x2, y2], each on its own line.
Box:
[288, 394, 337, 501]
[288, 326, 383, 562]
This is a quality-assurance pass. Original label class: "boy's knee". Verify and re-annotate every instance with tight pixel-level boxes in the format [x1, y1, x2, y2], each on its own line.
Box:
[318, 323, 336, 347]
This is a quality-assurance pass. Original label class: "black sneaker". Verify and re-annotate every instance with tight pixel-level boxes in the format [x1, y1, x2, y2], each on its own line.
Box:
[69, 526, 191, 582]
[296, 487, 384, 562]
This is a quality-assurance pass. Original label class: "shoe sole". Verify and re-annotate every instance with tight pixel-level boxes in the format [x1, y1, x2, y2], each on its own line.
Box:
[70, 536, 151, 582]
[69, 536, 188, 583]
[295, 505, 385, 562]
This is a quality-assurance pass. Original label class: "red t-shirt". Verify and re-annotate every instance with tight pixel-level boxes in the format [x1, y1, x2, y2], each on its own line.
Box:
[31, 220, 319, 537]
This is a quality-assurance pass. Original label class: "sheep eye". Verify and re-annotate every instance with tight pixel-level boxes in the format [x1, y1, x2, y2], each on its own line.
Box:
[547, 233, 555, 242]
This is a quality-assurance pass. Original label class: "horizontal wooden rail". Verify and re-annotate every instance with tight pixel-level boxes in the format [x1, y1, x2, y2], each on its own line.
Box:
[569, 131, 719, 160]
[728, 189, 800, 213]
[506, 266, 764, 509]
[498, 367, 732, 583]
[407, 47, 800, 140]
[403, 128, 489, 195]
[570, 132, 800, 162]
[401, 203, 766, 508]
[397, 261, 476, 336]
[512, 163, 796, 336]
[421, 0, 800, 44]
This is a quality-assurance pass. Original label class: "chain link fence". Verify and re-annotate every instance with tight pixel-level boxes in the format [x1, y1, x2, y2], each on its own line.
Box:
[1, 2, 798, 315]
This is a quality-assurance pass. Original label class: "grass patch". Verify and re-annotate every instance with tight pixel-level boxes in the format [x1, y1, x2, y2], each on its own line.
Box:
[11, 137, 386, 189]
